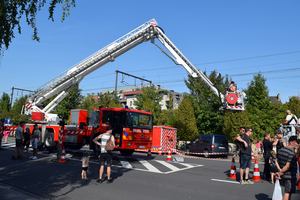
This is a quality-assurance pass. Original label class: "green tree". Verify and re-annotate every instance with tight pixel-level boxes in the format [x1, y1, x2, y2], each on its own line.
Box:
[0, 0, 75, 55]
[79, 93, 96, 117]
[158, 109, 177, 127]
[184, 70, 225, 135]
[134, 86, 164, 125]
[95, 92, 122, 108]
[0, 109, 28, 125]
[223, 112, 251, 142]
[287, 96, 300, 118]
[0, 92, 11, 111]
[244, 73, 282, 139]
[12, 95, 28, 114]
[173, 96, 198, 142]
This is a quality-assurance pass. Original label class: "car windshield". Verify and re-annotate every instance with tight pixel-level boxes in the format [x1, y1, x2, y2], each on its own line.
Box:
[126, 112, 153, 130]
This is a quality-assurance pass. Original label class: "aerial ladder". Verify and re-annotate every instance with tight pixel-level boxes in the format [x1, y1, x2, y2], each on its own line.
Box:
[23, 19, 244, 123]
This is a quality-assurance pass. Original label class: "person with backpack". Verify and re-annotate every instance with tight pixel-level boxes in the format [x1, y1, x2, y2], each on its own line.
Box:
[280, 110, 299, 126]
[93, 126, 115, 184]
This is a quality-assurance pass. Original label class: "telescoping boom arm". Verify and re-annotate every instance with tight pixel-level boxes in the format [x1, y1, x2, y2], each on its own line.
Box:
[24, 19, 244, 123]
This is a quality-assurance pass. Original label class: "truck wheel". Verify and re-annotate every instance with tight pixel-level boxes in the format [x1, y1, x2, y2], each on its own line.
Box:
[120, 149, 134, 156]
[45, 132, 56, 150]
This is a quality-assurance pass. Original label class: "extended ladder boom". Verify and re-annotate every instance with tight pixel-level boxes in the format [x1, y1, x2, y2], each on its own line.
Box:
[25, 18, 244, 123]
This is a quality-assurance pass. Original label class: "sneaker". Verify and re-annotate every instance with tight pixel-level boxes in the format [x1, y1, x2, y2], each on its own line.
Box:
[32, 156, 37, 160]
[29, 156, 33, 159]
[240, 180, 245, 185]
[244, 179, 254, 184]
[107, 179, 113, 184]
[96, 179, 102, 183]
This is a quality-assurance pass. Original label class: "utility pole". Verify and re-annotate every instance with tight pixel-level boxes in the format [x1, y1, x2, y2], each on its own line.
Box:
[115, 70, 152, 96]
[10, 87, 34, 108]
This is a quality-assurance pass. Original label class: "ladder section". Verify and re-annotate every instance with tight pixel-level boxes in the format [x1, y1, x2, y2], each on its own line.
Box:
[29, 19, 158, 106]
[153, 27, 222, 100]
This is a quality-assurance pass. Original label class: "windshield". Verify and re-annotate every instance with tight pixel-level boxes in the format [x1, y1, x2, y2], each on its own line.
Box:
[126, 112, 153, 130]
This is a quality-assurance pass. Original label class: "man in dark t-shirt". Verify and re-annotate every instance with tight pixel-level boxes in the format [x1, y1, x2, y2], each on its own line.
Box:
[276, 136, 299, 200]
[262, 132, 276, 182]
[236, 127, 254, 185]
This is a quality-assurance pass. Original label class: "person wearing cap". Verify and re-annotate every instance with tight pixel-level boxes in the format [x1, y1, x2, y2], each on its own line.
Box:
[93, 126, 115, 184]
[280, 110, 299, 126]
[276, 136, 300, 200]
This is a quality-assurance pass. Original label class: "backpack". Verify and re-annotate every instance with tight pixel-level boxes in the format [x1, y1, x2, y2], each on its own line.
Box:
[105, 135, 114, 151]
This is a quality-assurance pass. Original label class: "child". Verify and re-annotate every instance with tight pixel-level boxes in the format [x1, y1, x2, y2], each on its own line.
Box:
[269, 150, 281, 184]
[81, 151, 89, 180]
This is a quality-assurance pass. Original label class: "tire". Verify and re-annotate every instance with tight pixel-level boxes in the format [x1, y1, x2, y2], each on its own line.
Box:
[45, 132, 56, 150]
[120, 149, 134, 156]
[204, 149, 209, 158]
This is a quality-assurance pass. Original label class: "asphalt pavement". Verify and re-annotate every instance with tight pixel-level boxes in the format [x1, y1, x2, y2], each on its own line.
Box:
[0, 138, 299, 200]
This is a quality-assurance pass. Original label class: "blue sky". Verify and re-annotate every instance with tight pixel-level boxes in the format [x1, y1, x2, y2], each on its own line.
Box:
[1, 0, 300, 104]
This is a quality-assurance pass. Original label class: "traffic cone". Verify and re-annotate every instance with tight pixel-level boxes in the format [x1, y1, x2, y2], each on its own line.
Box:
[251, 151, 254, 162]
[252, 158, 261, 181]
[229, 157, 237, 179]
[60, 146, 66, 163]
[147, 149, 152, 157]
[166, 151, 172, 162]
[158, 150, 162, 155]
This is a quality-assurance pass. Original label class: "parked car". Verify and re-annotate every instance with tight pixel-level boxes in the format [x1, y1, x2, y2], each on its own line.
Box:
[187, 134, 229, 158]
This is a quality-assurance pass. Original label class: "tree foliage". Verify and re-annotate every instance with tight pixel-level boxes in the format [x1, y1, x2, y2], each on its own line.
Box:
[158, 109, 177, 127]
[0, 0, 76, 54]
[0, 92, 11, 111]
[287, 96, 300, 118]
[96, 92, 122, 108]
[79, 93, 96, 117]
[173, 96, 198, 141]
[134, 86, 164, 125]
[12, 95, 28, 114]
[244, 73, 284, 139]
[184, 70, 225, 135]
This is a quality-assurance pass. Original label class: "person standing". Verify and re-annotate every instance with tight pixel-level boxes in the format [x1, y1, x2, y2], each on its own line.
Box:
[296, 145, 300, 190]
[22, 127, 31, 158]
[236, 127, 254, 185]
[93, 126, 115, 184]
[263, 132, 277, 182]
[280, 110, 299, 125]
[81, 151, 89, 180]
[4, 130, 10, 144]
[274, 129, 287, 153]
[12, 121, 25, 159]
[30, 125, 40, 160]
[256, 139, 262, 158]
[275, 136, 299, 200]
[269, 150, 280, 184]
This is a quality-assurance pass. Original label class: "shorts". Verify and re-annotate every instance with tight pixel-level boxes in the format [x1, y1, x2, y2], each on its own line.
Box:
[281, 178, 296, 194]
[32, 140, 38, 149]
[82, 167, 88, 171]
[23, 140, 30, 148]
[269, 165, 278, 173]
[16, 139, 23, 148]
[256, 148, 261, 153]
[99, 153, 113, 167]
[240, 153, 251, 169]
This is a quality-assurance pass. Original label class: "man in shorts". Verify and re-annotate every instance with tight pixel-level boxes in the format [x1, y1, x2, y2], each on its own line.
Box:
[276, 136, 299, 200]
[93, 126, 115, 184]
[12, 121, 25, 159]
[236, 127, 254, 185]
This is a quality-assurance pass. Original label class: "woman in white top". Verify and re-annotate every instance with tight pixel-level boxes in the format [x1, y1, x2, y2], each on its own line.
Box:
[93, 126, 115, 184]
